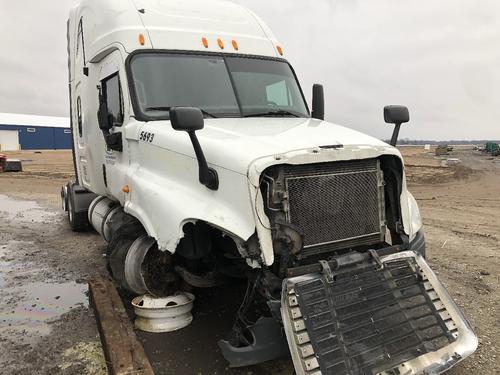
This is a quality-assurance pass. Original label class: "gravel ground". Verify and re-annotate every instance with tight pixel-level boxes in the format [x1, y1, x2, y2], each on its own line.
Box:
[0, 148, 498, 374]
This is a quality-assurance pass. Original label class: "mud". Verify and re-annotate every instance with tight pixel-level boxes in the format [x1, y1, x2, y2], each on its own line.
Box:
[0, 184, 107, 374]
[0, 148, 498, 374]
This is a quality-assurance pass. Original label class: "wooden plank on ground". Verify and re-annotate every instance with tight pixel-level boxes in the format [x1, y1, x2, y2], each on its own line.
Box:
[89, 277, 155, 375]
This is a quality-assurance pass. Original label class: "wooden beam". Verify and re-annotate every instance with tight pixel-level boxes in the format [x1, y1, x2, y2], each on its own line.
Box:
[89, 277, 154, 375]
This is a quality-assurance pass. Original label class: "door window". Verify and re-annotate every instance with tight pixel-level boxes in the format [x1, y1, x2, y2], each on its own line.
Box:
[101, 73, 124, 127]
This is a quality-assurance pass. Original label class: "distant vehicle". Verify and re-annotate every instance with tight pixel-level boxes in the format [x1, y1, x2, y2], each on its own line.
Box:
[435, 145, 450, 156]
[61, 0, 477, 372]
[484, 142, 499, 156]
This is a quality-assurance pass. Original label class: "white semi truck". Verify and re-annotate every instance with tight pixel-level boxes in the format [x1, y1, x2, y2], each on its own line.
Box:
[62, 0, 477, 373]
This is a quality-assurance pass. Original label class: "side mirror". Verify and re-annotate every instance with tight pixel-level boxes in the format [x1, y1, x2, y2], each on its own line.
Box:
[97, 86, 123, 151]
[97, 86, 112, 131]
[384, 105, 409, 146]
[311, 84, 324, 120]
[97, 101, 111, 131]
[170, 107, 218, 190]
[169, 106, 204, 132]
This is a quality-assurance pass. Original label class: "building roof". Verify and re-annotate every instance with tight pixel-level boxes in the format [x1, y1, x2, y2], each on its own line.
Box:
[0, 112, 70, 129]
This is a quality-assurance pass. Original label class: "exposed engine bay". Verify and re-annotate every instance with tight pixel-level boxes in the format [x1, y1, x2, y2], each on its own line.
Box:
[259, 157, 409, 274]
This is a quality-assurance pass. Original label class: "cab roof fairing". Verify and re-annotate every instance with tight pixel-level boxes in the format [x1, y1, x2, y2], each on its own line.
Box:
[69, 0, 281, 68]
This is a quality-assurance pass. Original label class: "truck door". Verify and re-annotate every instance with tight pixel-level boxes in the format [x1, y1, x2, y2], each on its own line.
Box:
[97, 50, 130, 203]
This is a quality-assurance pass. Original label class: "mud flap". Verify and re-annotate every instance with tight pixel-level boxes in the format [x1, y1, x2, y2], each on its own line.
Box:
[281, 251, 477, 375]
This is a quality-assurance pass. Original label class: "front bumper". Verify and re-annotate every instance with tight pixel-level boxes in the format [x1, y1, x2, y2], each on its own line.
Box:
[281, 250, 477, 375]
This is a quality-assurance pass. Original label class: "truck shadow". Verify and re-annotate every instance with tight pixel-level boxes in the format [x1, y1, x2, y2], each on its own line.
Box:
[119, 283, 293, 374]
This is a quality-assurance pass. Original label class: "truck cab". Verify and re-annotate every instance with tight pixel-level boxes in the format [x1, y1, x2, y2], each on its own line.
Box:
[63, 0, 477, 373]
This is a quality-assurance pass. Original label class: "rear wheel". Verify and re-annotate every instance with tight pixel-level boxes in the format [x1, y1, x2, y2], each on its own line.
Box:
[67, 185, 90, 232]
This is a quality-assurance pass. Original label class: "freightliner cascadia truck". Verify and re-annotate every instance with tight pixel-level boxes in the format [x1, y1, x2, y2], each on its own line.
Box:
[62, 0, 477, 373]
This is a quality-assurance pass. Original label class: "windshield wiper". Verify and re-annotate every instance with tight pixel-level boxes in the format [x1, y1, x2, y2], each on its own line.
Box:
[244, 109, 299, 118]
[145, 106, 217, 118]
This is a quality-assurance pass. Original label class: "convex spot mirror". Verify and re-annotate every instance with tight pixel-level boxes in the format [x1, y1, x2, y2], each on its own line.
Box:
[169, 107, 218, 190]
[384, 105, 410, 147]
[169, 107, 204, 132]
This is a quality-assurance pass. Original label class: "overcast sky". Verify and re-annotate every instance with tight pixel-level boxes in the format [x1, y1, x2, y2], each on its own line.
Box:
[1, 0, 499, 140]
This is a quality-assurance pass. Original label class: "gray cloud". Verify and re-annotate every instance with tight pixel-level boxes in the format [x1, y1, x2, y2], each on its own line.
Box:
[0, 0, 498, 140]
[235, 0, 500, 140]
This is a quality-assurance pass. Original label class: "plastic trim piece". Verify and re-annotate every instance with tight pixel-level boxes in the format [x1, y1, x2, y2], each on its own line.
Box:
[282, 250, 477, 375]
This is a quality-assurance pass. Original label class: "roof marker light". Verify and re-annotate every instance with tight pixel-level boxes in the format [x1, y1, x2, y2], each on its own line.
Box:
[202, 37, 209, 48]
[276, 45, 283, 56]
[217, 38, 224, 49]
[139, 33, 145, 46]
[231, 40, 239, 51]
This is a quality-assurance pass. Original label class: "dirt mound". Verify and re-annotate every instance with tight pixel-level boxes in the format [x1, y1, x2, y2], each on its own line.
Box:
[406, 164, 474, 184]
[452, 164, 473, 179]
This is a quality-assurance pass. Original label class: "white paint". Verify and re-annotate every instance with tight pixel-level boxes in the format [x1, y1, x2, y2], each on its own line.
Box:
[68, 0, 422, 266]
[0, 130, 20, 151]
[132, 292, 195, 333]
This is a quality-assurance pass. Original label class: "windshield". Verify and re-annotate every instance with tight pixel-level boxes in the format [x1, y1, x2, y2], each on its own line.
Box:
[128, 53, 309, 120]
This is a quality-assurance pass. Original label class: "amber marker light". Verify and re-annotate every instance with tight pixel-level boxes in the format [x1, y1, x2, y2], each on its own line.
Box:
[202, 37, 209, 48]
[139, 33, 145, 46]
[231, 40, 239, 51]
[217, 38, 224, 49]
[276, 45, 283, 56]
[122, 185, 130, 193]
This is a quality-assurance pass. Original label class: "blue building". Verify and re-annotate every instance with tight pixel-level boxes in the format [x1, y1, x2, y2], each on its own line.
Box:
[0, 113, 72, 151]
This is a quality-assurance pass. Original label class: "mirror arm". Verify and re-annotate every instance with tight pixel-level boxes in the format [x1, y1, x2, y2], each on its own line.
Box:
[188, 131, 219, 190]
[390, 123, 402, 146]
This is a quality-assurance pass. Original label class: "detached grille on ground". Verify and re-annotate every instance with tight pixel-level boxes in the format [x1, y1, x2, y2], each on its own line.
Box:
[283, 159, 385, 255]
[282, 252, 467, 375]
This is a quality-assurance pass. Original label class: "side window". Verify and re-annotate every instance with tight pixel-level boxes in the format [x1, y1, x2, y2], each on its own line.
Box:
[76, 18, 86, 64]
[266, 80, 291, 106]
[76, 96, 83, 137]
[76, 23, 82, 56]
[101, 73, 124, 127]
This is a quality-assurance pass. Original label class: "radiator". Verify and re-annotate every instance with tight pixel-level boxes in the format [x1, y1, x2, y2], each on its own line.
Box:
[282, 159, 385, 255]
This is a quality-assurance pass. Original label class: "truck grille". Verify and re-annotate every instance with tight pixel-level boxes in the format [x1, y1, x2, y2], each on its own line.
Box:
[283, 159, 385, 254]
[283, 253, 460, 375]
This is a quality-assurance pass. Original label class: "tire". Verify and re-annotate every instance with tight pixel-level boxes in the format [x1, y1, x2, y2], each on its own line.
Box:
[67, 186, 90, 232]
[107, 221, 146, 289]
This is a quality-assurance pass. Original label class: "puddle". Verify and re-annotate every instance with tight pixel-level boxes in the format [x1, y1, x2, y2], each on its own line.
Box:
[0, 281, 88, 337]
[0, 194, 58, 223]
[0, 195, 88, 341]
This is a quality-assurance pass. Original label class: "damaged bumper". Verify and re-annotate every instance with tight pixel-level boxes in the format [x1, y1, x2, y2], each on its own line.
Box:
[281, 250, 478, 375]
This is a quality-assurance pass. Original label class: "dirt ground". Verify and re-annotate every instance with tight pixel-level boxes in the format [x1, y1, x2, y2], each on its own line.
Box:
[0, 147, 498, 374]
